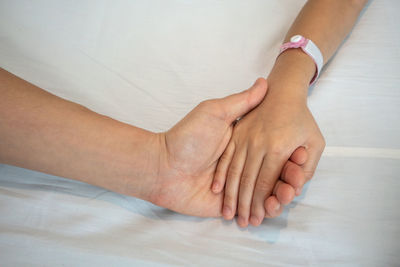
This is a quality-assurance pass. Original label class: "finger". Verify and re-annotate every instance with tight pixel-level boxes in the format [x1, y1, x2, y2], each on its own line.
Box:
[237, 151, 264, 227]
[222, 147, 247, 220]
[264, 195, 284, 218]
[280, 160, 305, 190]
[218, 78, 268, 123]
[290, 146, 308, 166]
[303, 142, 325, 182]
[272, 180, 295, 205]
[250, 154, 287, 222]
[212, 142, 235, 193]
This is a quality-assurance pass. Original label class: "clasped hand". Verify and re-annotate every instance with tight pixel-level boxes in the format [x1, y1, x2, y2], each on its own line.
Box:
[146, 78, 324, 227]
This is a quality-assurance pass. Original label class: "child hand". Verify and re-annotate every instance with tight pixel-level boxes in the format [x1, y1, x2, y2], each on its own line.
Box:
[212, 78, 325, 227]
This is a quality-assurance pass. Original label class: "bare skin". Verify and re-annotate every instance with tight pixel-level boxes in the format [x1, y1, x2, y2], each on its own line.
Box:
[212, 0, 368, 227]
[0, 69, 305, 218]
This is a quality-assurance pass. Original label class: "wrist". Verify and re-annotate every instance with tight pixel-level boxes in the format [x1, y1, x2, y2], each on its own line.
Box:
[101, 124, 161, 203]
[266, 49, 316, 101]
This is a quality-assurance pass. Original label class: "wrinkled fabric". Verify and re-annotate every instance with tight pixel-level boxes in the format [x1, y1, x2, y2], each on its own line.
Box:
[0, 0, 399, 266]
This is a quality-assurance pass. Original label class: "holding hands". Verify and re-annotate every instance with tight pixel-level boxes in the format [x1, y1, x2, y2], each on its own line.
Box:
[149, 78, 269, 217]
[0, 68, 322, 227]
[212, 76, 325, 227]
[149, 75, 324, 227]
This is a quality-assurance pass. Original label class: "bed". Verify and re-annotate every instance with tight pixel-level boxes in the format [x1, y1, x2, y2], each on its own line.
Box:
[0, 0, 399, 265]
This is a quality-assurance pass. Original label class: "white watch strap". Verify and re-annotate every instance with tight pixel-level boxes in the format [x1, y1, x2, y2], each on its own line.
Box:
[304, 38, 324, 84]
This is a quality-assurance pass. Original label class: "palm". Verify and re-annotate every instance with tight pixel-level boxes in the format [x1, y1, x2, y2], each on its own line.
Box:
[156, 102, 233, 217]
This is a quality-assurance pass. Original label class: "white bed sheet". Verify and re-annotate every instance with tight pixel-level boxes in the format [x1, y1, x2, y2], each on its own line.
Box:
[0, 0, 399, 266]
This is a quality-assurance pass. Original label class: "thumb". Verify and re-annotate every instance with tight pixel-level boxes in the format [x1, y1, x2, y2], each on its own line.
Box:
[217, 78, 268, 123]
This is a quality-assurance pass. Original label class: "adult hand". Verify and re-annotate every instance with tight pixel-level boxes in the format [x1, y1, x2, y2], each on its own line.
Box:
[147, 78, 268, 217]
[212, 80, 325, 227]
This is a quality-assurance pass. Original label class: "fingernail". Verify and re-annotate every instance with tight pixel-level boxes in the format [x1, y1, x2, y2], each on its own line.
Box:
[295, 188, 302, 196]
[237, 216, 247, 227]
[250, 215, 260, 226]
[212, 182, 219, 193]
[274, 203, 281, 211]
[223, 206, 231, 218]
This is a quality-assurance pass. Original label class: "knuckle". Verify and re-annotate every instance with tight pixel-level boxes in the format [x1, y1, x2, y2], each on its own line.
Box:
[269, 143, 287, 157]
[197, 99, 218, 113]
[196, 100, 208, 110]
[320, 136, 326, 150]
[198, 99, 213, 108]
[316, 131, 326, 147]
[220, 151, 231, 163]
[227, 165, 242, 179]
[256, 178, 274, 192]
[239, 173, 253, 188]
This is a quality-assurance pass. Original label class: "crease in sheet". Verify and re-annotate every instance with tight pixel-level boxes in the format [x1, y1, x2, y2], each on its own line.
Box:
[323, 146, 400, 159]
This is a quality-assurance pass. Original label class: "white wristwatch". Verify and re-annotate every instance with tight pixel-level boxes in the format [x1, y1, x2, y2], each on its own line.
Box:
[279, 35, 324, 85]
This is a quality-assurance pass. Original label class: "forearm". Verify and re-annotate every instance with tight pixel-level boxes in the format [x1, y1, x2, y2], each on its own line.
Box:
[266, 0, 368, 99]
[0, 68, 159, 201]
